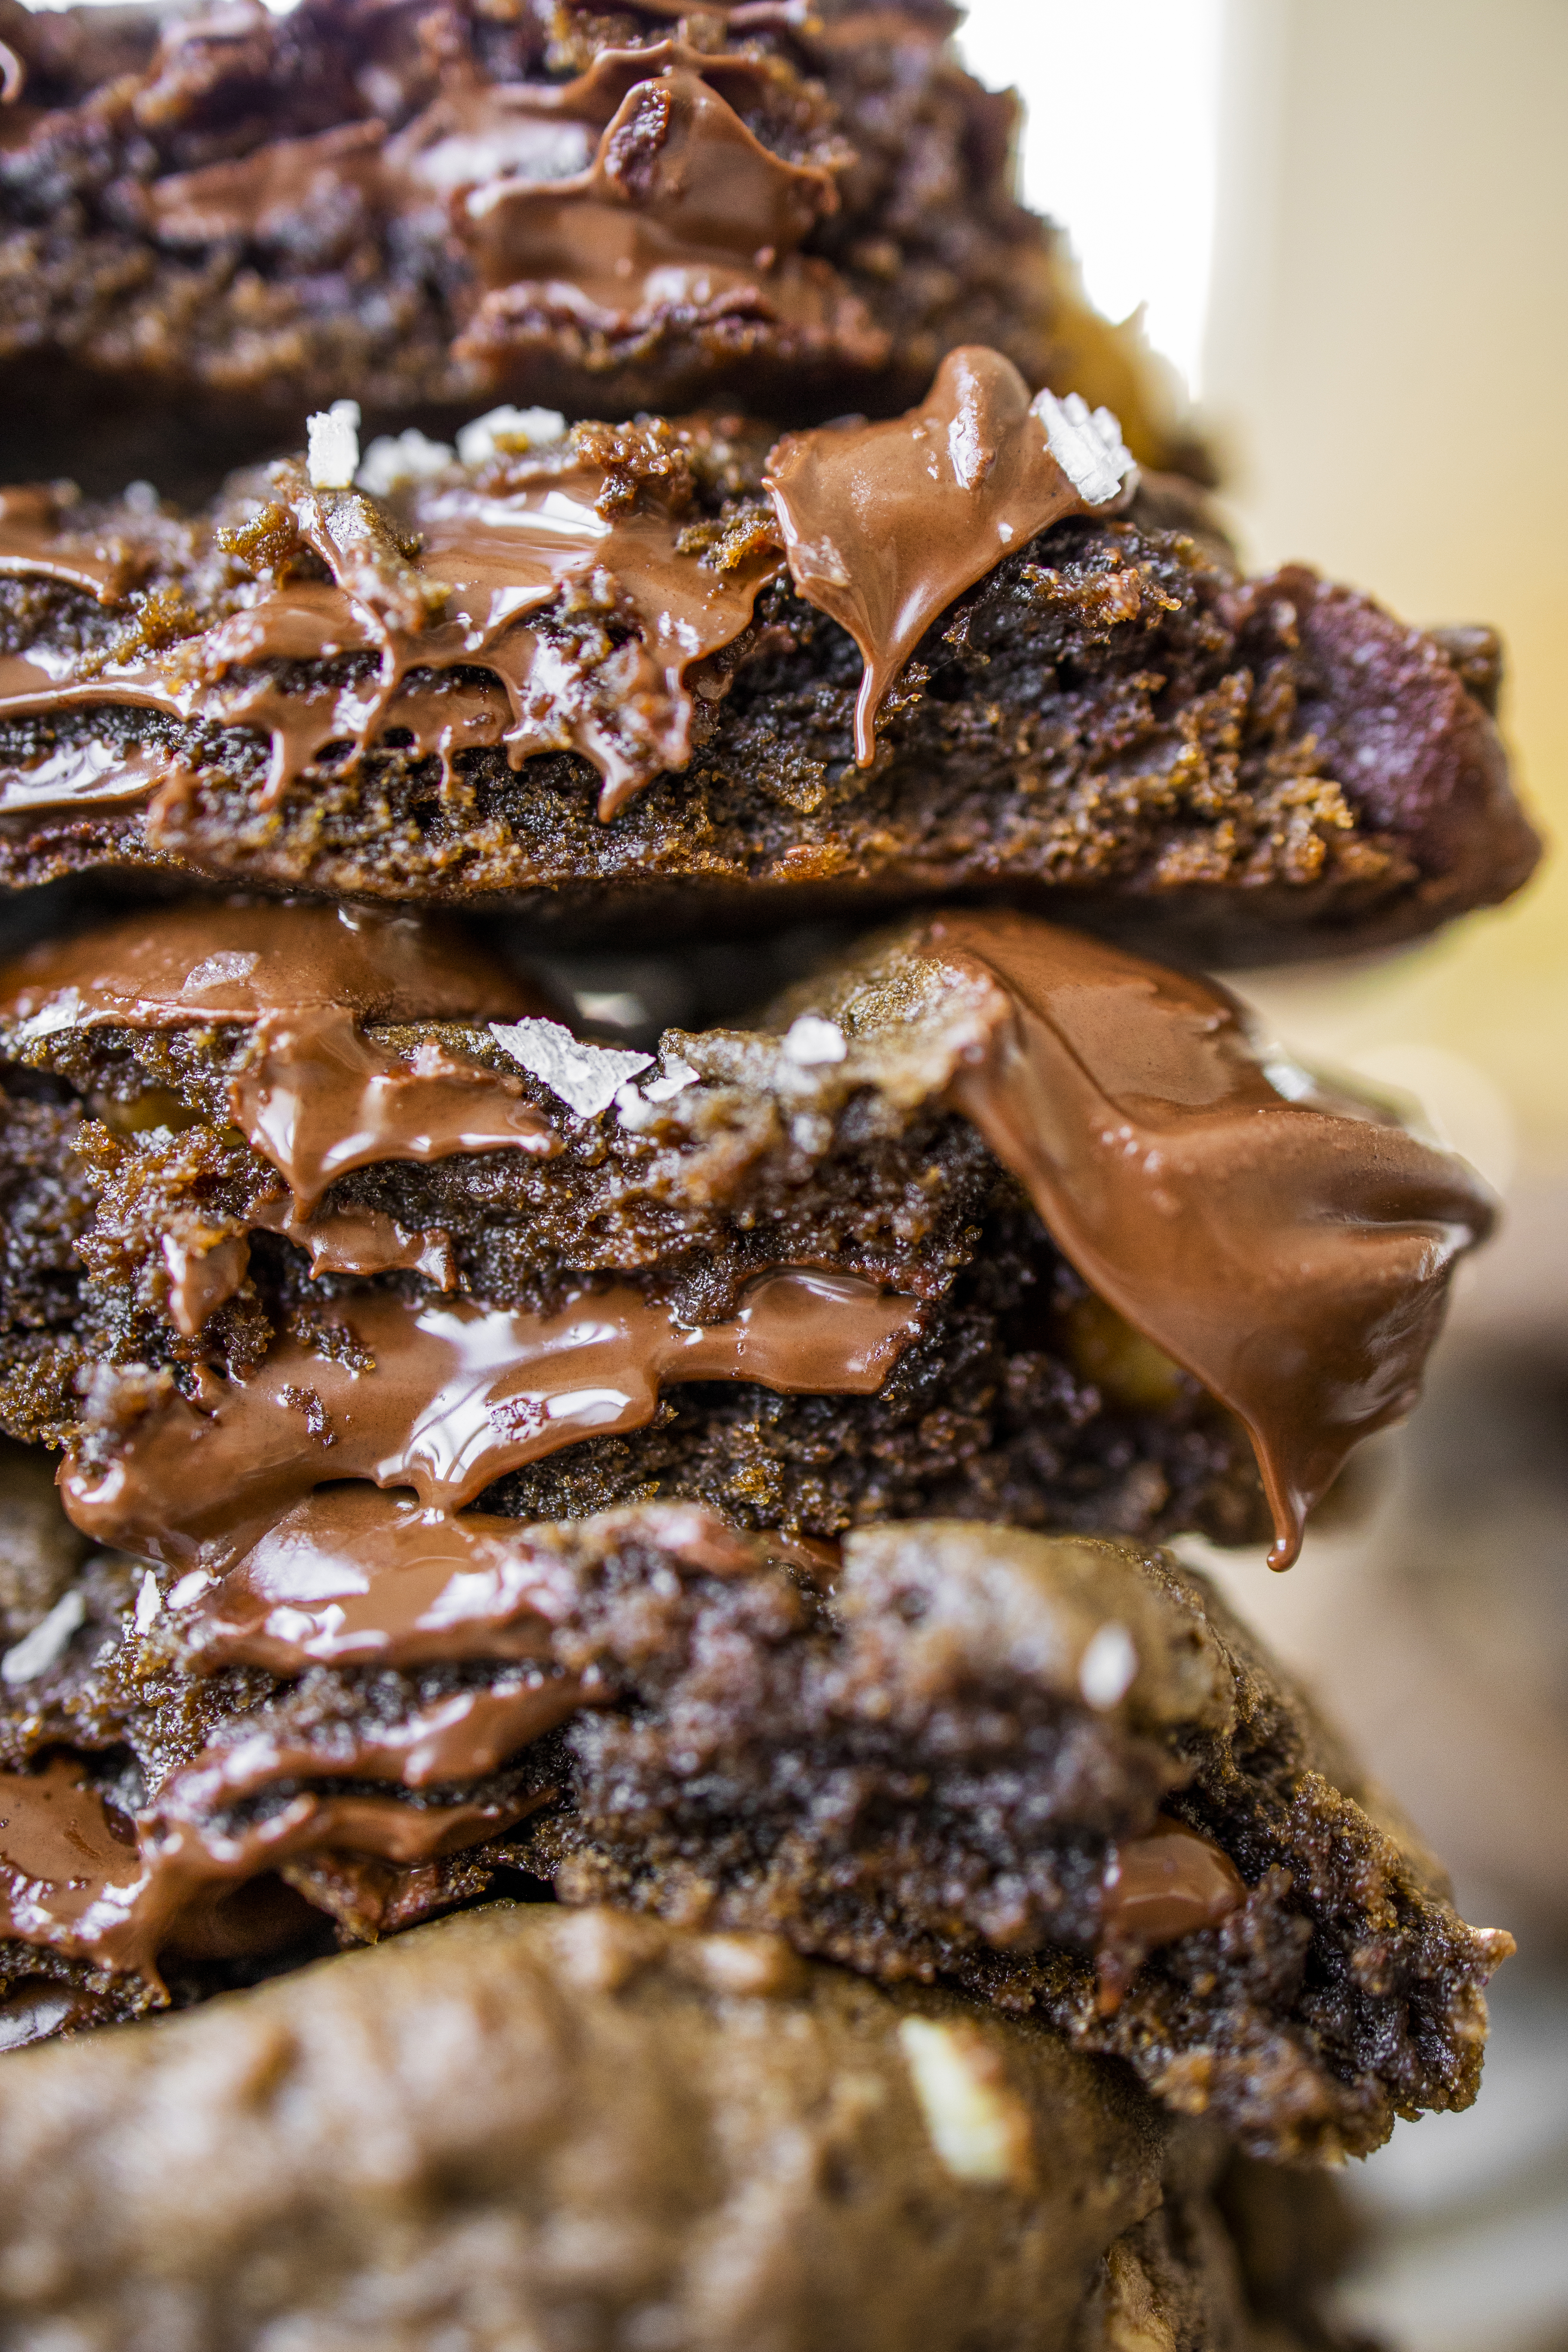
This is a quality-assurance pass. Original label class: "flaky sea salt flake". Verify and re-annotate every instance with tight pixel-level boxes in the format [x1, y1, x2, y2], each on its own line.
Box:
[357, 429, 456, 496]
[457, 406, 568, 468]
[490, 1017, 651, 1119]
[783, 1014, 848, 1066]
[1, 1588, 86, 1687]
[306, 400, 362, 491]
[1032, 389, 1135, 508]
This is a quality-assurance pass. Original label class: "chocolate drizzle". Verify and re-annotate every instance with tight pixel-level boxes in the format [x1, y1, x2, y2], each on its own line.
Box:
[766, 348, 1133, 762]
[0, 438, 785, 822]
[920, 910, 1494, 1566]
[60, 1274, 927, 1571]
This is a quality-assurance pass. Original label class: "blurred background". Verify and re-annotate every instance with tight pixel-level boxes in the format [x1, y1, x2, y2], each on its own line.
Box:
[957, 3, 1568, 2346]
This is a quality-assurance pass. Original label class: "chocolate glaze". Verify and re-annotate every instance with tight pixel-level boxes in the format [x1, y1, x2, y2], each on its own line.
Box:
[60, 1273, 927, 1571]
[7, 902, 1492, 1575]
[160, 1233, 253, 1341]
[167, 1681, 587, 1800]
[765, 347, 1128, 762]
[925, 910, 1494, 1566]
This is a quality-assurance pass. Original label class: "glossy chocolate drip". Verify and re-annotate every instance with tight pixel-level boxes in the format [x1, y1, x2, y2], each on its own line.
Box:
[160, 1233, 253, 1340]
[250, 1201, 457, 1287]
[404, 464, 780, 817]
[1101, 1817, 1246, 1946]
[187, 1488, 769, 1674]
[60, 1273, 926, 1571]
[765, 348, 1129, 763]
[0, 487, 150, 604]
[0, 1752, 544, 1992]
[925, 910, 1494, 1566]
[0, 900, 559, 1333]
[0, 740, 174, 812]
[0, 442, 785, 822]
[231, 1008, 556, 1216]
[0, 899, 540, 1031]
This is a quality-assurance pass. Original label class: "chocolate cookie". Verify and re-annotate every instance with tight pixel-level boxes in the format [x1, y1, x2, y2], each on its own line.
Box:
[0, 899, 1496, 1568]
[0, 0, 1200, 498]
[0, 359, 1534, 954]
[0, 1899, 1365, 2352]
[0, 1490, 1513, 2159]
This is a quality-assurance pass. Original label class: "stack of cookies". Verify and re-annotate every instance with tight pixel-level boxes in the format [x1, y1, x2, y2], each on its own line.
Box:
[0, 3, 1537, 2344]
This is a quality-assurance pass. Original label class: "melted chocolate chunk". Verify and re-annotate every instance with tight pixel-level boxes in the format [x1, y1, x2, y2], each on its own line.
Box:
[61, 1274, 926, 1571]
[921, 911, 1494, 1565]
[454, 66, 873, 384]
[1101, 1818, 1247, 1949]
[766, 346, 1131, 760]
[0, 898, 539, 1028]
